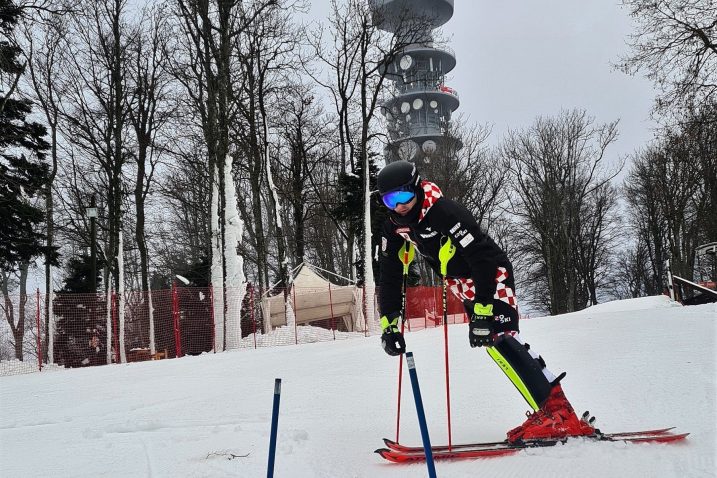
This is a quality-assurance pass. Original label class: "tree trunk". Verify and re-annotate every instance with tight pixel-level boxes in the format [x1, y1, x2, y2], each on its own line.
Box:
[135, 134, 150, 347]
[14, 262, 30, 360]
[44, 124, 58, 362]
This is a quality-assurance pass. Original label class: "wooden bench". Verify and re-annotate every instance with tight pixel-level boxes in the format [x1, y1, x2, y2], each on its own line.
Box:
[127, 348, 168, 362]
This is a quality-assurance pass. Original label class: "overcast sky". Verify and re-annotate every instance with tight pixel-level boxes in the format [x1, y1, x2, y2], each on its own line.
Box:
[308, 0, 659, 175]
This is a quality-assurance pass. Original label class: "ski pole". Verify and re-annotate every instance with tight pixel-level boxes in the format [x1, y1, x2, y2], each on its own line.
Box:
[267, 378, 282, 478]
[438, 237, 456, 451]
[405, 352, 437, 478]
[396, 241, 415, 443]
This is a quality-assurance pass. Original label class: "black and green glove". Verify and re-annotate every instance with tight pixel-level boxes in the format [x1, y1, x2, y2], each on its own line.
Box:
[380, 311, 406, 356]
[469, 302, 494, 348]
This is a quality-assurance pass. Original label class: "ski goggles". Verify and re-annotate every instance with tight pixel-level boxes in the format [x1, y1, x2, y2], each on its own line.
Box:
[381, 189, 416, 209]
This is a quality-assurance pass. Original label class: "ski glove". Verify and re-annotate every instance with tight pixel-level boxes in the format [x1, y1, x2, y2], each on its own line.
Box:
[380, 312, 406, 356]
[469, 302, 494, 348]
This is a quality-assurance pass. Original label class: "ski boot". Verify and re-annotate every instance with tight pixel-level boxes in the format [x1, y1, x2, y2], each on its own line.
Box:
[507, 380, 595, 443]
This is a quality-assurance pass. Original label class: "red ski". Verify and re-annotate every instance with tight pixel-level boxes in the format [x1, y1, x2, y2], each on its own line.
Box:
[376, 429, 689, 463]
[382, 427, 677, 453]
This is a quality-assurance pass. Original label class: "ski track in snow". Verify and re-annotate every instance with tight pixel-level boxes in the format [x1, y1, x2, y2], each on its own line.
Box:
[0, 297, 715, 477]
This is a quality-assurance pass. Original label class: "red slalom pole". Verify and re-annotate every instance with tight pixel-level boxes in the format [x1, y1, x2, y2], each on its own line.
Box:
[395, 241, 415, 443]
[395, 319, 405, 443]
[442, 278, 452, 451]
[439, 237, 456, 451]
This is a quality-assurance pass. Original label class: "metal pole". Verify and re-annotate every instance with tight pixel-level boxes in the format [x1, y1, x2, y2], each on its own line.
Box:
[267, 378, 282, 478]
[36, 289, 42, 371]
[328, 283, 336, 340]
[251, 286, 257, 349]
[90, 194, 97, 293]
[665, 260, 676, 301]
[405, 352, 437, 478]
[292, 286, 298, 345]
[172, 282, 182, 357]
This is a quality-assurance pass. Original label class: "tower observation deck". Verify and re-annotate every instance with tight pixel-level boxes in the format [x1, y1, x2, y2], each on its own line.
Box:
[370, 0, 462, 163]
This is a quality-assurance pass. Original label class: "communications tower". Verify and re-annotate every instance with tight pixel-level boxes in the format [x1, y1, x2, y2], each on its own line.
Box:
[370, 0, 462, 163]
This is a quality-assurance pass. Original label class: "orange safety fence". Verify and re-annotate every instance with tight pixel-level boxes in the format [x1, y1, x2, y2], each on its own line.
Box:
[0, 284, 523, 376]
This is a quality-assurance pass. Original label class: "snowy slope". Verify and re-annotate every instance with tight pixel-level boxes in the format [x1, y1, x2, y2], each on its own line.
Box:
[1, 297, 715, 478]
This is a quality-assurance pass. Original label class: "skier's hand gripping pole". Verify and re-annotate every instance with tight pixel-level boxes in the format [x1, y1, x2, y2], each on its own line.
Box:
[469, 302, 495, 348]
[381, 312, 406, 356]
[380, 241, 414, 356]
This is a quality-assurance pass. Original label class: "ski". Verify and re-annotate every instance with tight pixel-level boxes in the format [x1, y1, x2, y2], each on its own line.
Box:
[382, 427, 677, 453]
[376, 431, 689, 463]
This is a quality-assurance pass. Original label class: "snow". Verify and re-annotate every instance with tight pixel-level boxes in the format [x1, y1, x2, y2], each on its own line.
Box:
[1, 297, 715, 477]
[210, 163, 225, 352]
[118, 230, 126, 364]
[0, 360, 63, 375]
[240, 324, 366, 348]
[223, 153, 246, 349]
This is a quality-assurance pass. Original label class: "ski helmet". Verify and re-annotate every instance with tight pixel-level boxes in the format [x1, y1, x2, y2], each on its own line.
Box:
[377, 160, 420, 195]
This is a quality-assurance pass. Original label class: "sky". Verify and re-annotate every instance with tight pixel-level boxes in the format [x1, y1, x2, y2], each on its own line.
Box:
[2, 296, 714, 477]
[308, 0, 659, 175]
[21, 0, 660, 292]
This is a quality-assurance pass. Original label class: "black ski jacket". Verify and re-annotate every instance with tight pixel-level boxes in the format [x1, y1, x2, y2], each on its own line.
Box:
[378, 182, 509, 317]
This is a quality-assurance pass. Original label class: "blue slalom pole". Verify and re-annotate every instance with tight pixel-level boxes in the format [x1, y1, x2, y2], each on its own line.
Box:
[267, 378, 282, 478]
[405, 352, 437, 477]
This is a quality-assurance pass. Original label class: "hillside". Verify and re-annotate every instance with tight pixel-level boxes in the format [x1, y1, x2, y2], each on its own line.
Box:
[1, 296, 714, 477]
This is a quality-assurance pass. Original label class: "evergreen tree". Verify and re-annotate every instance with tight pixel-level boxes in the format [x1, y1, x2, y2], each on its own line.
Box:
[333, 152, 384, 284]
[0, 0, 52, 270]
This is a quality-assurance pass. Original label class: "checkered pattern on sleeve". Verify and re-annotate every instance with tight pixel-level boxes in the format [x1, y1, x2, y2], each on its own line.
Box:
[494, 267, 517, 310]
[447, 278, 475, 302]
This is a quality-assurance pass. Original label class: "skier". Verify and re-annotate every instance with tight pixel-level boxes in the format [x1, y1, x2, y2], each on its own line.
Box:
[376, 160, 595, 443]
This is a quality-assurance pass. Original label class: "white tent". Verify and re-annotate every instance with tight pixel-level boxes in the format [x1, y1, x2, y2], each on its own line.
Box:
[261, 264, 365, 333]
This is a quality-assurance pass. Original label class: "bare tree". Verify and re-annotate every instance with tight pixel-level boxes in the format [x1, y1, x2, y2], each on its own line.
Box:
[620, 0, 717, 114]
[126, 2, 174, 295]
[419, 120, 499, 225]
[172, 0, 278, 349]
[574, 181, 621, 305]
[232, 0, 305, 292]
[0, 266, 28, 360]
[625, 116, 710, 287]
[21, 12, 67, 358]
[59, 0, 135, 291]
[679, 102, 717, 244]
[155, 132, 212, 270]
[272, 83, 331, 268]
[308, 0, 362, 175]
[623, 148, 669, 294]
[310, 0, 435, 294]
[502, 109, 621, 314]
[609, 238, 654, 299]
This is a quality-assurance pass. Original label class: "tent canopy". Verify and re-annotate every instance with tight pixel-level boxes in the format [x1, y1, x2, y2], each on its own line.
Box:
[292, 264, 337, 291]
[261, 263, 364, 332]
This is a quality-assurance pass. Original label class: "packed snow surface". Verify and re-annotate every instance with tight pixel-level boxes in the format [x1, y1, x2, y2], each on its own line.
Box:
[1, 296, 715, 477]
